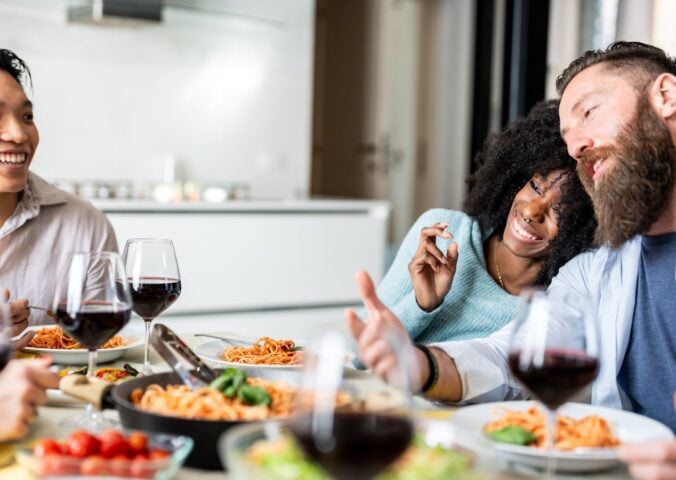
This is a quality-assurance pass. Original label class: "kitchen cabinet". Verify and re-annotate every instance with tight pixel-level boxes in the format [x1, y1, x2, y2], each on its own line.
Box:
[95, 199, 390, 331]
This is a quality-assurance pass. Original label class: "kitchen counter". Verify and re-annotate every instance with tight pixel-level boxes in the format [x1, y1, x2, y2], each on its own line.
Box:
[92, 198, 391, 214]
[95, 198, 391, 323]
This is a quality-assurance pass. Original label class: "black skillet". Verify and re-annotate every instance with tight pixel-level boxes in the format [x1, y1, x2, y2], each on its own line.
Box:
[59, 325, 303, 470]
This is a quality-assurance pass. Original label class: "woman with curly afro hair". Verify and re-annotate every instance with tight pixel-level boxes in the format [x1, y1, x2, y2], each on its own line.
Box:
[372, 99, 597, 343]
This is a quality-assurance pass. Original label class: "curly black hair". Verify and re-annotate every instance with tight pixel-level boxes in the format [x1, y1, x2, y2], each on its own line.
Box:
[0, 49, 32, 91]
[463, 99, 597, 286]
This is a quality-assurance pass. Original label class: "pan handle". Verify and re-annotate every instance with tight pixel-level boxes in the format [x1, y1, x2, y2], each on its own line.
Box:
[59, 374, 115, 410]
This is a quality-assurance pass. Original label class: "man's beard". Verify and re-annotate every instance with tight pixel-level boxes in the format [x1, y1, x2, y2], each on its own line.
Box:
[577, 96, 675, 249]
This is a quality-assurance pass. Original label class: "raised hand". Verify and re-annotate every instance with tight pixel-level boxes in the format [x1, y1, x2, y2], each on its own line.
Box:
[345, 270, 425, 389]
[407, 222, 458, 311]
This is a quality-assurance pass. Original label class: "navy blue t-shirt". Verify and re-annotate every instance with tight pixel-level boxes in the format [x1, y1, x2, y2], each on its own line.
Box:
[617, 232, 676, 431]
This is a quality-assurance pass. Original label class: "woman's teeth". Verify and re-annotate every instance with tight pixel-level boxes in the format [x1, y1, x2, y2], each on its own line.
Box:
[0, 153, 27, 164]
[513, 217, 539, 241]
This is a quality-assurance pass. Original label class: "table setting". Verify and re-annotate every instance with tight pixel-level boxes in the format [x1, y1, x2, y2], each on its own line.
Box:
[1, 328, 657, 479]
[0, 243, 671, 480]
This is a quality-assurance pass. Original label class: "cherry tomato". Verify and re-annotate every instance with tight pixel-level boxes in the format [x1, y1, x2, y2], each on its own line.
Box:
[99, 430, 130, 458]
[129, 457, 157, 479]
[79, 455, 108, 476]
[66, 431, 100, 458]
[109, 454, 131, 477]
[40, 455, 78, 476]
[127, 431, 148, 455]
[33, 438, 63, 457]
[148, 448, 170, 460]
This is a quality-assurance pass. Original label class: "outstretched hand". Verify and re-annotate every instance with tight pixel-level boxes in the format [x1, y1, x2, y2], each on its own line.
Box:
[407, 223, 459, 311]
[344, 270, 424, 389]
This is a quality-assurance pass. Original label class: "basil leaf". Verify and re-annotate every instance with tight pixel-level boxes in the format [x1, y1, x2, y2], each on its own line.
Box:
[238, 385, 272, 406]
[486, 426, 537, 445]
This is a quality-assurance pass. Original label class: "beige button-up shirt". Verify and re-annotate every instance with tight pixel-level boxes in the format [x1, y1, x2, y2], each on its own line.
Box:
[0, 173, 117, 325]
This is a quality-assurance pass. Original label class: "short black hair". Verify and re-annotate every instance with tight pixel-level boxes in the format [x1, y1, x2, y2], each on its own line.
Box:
[463, 99, 597, 285]
[0, 49, 32, 91]
[556, 41, 676, 95]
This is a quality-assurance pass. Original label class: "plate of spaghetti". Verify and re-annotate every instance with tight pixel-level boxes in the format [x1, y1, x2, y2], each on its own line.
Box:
[450, 401, 674, 473]
[194, 337, 305, 369]
[20, 325, 143, 365]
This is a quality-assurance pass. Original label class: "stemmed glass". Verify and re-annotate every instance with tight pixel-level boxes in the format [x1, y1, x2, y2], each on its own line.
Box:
[53, 252, 132, 429]
[289, 329, 414, 480]
[0, 303, 12, 372]
[123, 238, 181, 376]
[508, 288, 599, 478]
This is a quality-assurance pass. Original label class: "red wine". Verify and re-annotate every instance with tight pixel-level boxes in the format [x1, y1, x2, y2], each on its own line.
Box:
[56, 304, 131, 349]
[291, 412, 413, 480]
[0, 344, 11, 371]
[508, 350, 599, 410]
[127, 277, 181, 320]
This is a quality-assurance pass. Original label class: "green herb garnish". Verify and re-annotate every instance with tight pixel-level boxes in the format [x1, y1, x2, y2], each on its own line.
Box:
[486, 425, 537, 445]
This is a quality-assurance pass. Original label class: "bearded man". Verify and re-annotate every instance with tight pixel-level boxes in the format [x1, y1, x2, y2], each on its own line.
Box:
[346, 42, 675, 479]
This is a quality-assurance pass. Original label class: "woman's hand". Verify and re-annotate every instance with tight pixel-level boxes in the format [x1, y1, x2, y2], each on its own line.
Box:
[407, 222, 459, 311]
[619, 441, 676, 480]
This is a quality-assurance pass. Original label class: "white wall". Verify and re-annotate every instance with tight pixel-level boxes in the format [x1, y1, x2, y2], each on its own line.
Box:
[0, 0, 314, 199]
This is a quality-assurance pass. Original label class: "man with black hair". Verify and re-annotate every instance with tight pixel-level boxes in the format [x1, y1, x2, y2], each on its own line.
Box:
[0, 48, 117, 340]
[347, 41, 675, 479]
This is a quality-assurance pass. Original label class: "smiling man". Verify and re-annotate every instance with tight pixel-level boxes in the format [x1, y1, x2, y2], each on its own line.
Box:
[347, 41, 675, 479]
[0, 49, 117, 335]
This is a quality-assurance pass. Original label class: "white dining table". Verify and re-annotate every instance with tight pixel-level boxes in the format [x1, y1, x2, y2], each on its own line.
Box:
[1, 332, 632, 480]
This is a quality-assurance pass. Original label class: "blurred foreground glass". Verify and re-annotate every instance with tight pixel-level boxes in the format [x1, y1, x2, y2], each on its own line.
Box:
[123, 238, 181, 376]
[508, 288, 599, 478]
[0, 303, 11, 372]
[289, 329, 414, 480]
[52, 252, 132, 429]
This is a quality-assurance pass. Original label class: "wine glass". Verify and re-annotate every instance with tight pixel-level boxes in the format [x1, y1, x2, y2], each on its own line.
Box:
[53, 252, 132, 429]
[508, 288, 599, 478]
[123, 238, 181, 375]
[0, 303, 12, 372]
[289, 329, 414, 480]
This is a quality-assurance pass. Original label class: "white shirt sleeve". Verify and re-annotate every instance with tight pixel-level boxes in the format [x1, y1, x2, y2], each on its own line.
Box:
[429, 247, 605, 403]
[431, 320, 526, 402]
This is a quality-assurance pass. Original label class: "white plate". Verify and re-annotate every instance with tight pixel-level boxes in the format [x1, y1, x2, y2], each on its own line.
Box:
[19, 325, 143, 365]
[194, 339, 305, 370]
[450, 401, 674, 473]
[194, 339, 308, 370]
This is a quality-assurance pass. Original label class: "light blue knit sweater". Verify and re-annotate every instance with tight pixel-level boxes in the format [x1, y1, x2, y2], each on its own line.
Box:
[377, 209, 518, 343]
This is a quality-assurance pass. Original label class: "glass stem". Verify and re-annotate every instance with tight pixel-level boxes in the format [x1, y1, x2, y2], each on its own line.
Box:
[545, 408, 557, 479]
[87, 349, 97, 379]
[143, 319, 153, 375]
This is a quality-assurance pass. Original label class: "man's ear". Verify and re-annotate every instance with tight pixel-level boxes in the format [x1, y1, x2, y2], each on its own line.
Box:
[651, 73, 676, 119]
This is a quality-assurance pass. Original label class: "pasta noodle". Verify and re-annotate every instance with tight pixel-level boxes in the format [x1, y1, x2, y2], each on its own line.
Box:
[27, 326, 127, 350]
[221, 337, 303, 366]
[130, 378, 353, 422]
[484, 406, 621, 450]
[130, 377, 296, 421]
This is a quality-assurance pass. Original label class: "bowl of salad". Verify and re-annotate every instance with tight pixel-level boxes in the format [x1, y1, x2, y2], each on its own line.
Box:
[219, 419, 484, 479]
